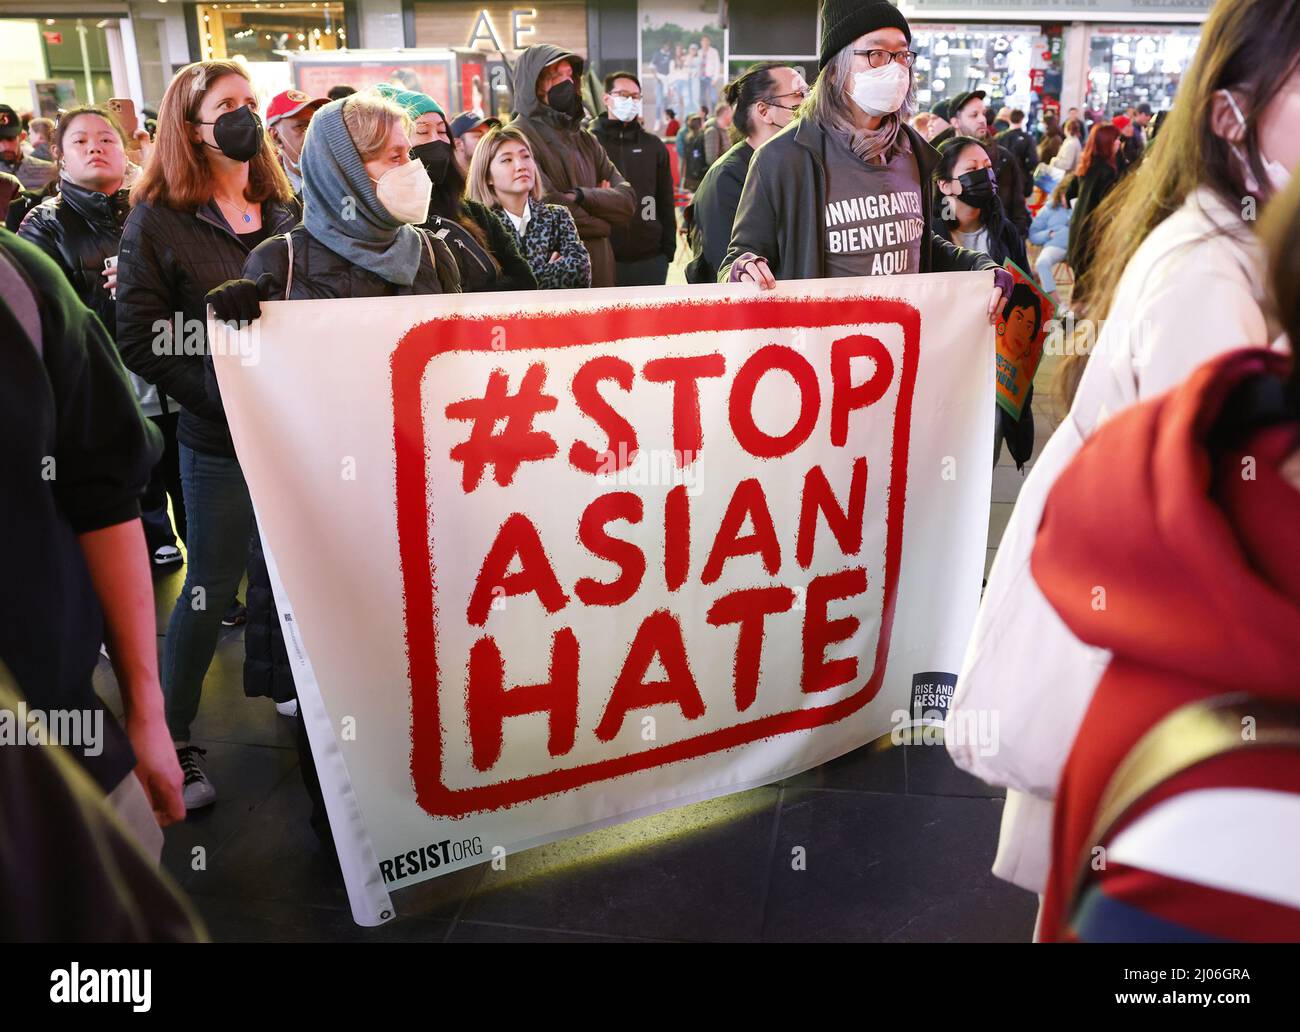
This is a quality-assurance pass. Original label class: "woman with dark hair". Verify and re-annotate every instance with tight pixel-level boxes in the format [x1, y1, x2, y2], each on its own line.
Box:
[948, 0, 1300, 920]
[116, 60, 298, 810]
[1063, 122, 1122, 294]
[932, 135, 1028, 270]
[685, 61, 806, 283]
[18, 105, 185, 568]
[377, 85, 535, 293]
[1036, 111, 1063, 167]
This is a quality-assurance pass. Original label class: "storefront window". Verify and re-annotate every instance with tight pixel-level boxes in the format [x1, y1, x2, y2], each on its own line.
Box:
[195, 2, 347, 63]
[1086, 26, 1200, 117]
[911, 23, 1055, 116]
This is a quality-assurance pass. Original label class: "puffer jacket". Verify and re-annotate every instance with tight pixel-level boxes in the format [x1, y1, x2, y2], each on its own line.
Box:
[590, 113, 676, 264]
[1028, 201, 1071, 252]
[509, 44, 636, 287]
[116, 197, 299, 456]
[237, 222, 459, 702]
[18, 180, 168, 417]
[422, 197, 537, 293]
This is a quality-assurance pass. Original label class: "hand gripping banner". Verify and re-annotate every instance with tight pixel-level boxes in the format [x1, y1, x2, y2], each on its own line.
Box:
[211, 274, 995, 925]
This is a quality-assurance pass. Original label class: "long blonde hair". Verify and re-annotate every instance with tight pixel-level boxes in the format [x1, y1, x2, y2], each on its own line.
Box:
[131, 60, 292, 211]
[466, 124, 544, 207]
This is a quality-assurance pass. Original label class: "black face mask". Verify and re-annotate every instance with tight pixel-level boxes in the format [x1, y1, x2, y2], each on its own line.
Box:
[956, 167, 998, 208]
[199, 106, 264, 163]
[546, 80, 583, 120]
[411, 140, 453, 186]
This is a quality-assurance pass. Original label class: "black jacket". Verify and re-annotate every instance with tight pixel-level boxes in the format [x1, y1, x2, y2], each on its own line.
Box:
[996, 126, 1038, 197]
[720, 119, 998, 282]
[928, 209, 1028, 273]
[0, 229, 160, 792]
[1066, 162, 1120, 294]
[422, 197, 537, 293]
[17, 181, 130, 340]
[237, 223, 459, 703]
[116, 197, 299, 456]
[988, 140, 1031, 234]
[590, 114, 677, 263]
[685, 139, 753, 284]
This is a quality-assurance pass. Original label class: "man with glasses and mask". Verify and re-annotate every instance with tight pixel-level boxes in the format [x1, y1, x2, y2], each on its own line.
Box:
[686, 63, 806, 283]
[510, 45, 636, 287]
[592, 70, 677, 286]
[720, 0, 1010, 326]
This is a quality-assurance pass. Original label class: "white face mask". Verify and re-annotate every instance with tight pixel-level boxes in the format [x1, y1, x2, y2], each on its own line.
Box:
[1221, 89, 1291, 196]
[610, 96, 643, 123]
[849, 62, 910, 118]
[372, 159, 432, 224]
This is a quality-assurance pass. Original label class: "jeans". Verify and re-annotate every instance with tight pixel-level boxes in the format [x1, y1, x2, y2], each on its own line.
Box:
[616, 254, 670, 287]
[1035, 245, 1068, 296]
[140, 411, 185, 552]
[162, 444, 253, 742]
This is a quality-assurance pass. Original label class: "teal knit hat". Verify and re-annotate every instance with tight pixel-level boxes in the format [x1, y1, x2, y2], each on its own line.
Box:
[373, 82, 445, 120]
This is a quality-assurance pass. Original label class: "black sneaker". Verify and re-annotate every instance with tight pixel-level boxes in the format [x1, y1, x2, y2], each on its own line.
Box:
[221, 600, 247, 627]
[177, 745, 216, 809]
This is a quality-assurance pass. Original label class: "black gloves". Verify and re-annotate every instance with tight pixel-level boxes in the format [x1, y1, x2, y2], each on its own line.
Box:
[206, 273, 277, 325]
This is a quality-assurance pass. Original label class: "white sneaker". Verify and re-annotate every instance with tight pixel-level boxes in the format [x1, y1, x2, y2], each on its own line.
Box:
[152, 544, 183, 567]
[275, 699, 299, 718]
[177, 745, 216, 810]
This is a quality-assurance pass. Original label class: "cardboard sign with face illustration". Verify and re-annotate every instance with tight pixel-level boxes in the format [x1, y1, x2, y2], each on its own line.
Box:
[995, 260, 1053, 420]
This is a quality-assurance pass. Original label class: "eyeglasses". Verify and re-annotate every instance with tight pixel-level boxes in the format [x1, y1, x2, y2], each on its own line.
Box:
[609, 90, 642, 101]
[852, 49, 918, 69]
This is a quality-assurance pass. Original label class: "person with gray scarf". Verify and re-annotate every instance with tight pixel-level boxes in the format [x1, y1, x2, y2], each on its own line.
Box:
[721, 0, 1011, 324]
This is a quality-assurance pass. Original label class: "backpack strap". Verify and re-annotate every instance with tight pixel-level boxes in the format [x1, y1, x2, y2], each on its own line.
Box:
[283, 229, 295, 299]
[1069, 693, 1300, 917]
[0, 244, 44, 357]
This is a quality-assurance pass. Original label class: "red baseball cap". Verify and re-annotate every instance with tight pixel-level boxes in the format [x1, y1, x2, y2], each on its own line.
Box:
[1112, 114, 1132, 131]
[266, 89, 326, 127]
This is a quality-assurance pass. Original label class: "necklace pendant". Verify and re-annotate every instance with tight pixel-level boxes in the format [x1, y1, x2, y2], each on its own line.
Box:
[242, 212, 252, 224]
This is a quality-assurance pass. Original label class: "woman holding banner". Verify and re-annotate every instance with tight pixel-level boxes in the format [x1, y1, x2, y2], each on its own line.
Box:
[116, 60, 298, 811]
[204, 90, 462, 844]
[719, 0, 1010, 324]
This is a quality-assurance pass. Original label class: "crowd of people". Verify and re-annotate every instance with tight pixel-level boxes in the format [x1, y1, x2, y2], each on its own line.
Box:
[1, 0, 1297, 942]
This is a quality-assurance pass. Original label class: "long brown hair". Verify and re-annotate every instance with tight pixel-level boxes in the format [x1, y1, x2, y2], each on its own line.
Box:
[1058, 0, 1300, 405]
[131, 60, 292, 211]
[1075, 123, 1119, 179]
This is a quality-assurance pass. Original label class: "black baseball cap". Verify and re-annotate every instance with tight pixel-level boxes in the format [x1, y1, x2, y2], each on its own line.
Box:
[950, 90, 987, 119]
[448, 111, 500, 139]
[0, 105, 23, 139]
[931, 98, 954, 121]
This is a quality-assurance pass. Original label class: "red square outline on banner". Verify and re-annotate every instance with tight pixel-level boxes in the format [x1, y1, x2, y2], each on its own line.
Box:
[391, 296, 920, 818]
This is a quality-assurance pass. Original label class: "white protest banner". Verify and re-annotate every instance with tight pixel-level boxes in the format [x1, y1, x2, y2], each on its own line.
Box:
[211, 274, 994, 926]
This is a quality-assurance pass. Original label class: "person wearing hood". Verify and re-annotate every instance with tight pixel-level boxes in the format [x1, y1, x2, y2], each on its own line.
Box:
[19, 105, 187, 571]
[376, 84, 535, 293]
[720, 0, 1010, 327]
[1030, 176, 1300, 940]
[509, 44, 636, 287]
[204, 90, 460, 843]
[590, 70, 676, 286]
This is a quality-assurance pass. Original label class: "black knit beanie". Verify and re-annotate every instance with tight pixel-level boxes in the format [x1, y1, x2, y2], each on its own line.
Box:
[819, 0, 912, 71]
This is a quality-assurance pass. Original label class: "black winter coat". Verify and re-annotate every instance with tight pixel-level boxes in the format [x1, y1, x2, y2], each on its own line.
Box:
[237, 223, 460, 702]
[17, 181, 130, 339]
[590, 114, 677, 263]
[116, 197, 299, 456]
[422, 197, 537, 293]
[685, 140, 753, 284]
[1065, 162, 1120, 295]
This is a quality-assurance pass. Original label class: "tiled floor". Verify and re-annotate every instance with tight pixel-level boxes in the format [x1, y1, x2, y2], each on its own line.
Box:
[93, 273, 1066, 943]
